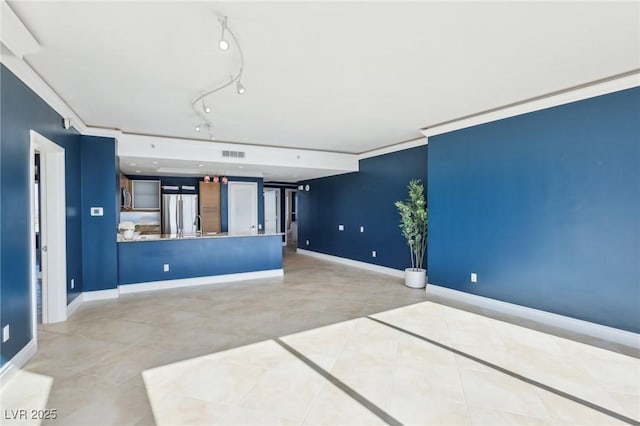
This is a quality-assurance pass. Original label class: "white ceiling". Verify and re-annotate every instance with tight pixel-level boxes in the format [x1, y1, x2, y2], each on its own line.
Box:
[8, 1, 640, 155]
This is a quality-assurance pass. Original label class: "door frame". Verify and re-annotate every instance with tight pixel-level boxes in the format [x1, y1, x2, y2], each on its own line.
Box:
[263, 188, 281, 234]
[227, 181, 258, 235]
[29, 130, 67, 330]
[284, 188, 297, 245]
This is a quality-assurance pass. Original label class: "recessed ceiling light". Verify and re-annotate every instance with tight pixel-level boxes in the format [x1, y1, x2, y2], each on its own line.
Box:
[238, 166, 244, 169]
[198, 164, 204, 167]
[152, 161, 158, 164]
[135, 170, 141, 173]
[130, 163, 136, 166]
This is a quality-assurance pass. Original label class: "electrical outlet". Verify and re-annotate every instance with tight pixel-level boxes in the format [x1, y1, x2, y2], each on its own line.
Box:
[164, 264, 170, 272]
[258, 224, 263, 230]
[306, 240, 309, 246]
[360, 226, 364, 233]
[71, 278, 75, 289]
[471, 273, 477, 283]
[2, 325, 9, 343]
[372, 250, 377, 258]
[338, 224, 344, 231]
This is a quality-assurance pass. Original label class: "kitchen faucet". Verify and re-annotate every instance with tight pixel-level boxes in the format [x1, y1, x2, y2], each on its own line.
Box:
[194, 215, 202, 237]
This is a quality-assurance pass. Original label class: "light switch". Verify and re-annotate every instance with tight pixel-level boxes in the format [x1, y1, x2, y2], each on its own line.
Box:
[90, 207, 103, 216]
[360, 226, 364, 233]
[338, 224, 344, 231]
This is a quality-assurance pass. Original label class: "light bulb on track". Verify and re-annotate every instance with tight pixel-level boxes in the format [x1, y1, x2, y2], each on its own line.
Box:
[236, 80, 245, 94]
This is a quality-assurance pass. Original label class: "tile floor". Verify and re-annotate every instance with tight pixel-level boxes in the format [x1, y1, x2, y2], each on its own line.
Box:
[1, 251, 639, 425]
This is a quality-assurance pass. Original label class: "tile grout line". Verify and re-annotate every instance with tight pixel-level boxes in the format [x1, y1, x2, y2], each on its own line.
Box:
[367, 316, 640, 426]
[297, 321, 358, 425]
[445, 314, 475, 425]
[274, 338, 403, 426]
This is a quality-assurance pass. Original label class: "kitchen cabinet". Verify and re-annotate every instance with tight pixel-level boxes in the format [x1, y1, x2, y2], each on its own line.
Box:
[199, 182, 221, 233]
[132, 180, 160, 210]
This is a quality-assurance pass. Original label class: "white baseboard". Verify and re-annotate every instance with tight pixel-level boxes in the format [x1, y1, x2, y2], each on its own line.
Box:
[66, 293, 84, 317]
[0, 339, 37, 388]
[427, 284, 640, 349]
[83, 289, 119, 302]
[118, 269, 284, 295]
[296, 249, 404, 278]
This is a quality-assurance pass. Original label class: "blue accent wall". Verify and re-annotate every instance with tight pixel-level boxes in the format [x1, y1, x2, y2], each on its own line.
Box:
[81, 136, 118, 292]
[1, 65, 82, 366]
[298, 145, 428, 270]
[118, 236, 282, 284]
[428, 87, 640, 333]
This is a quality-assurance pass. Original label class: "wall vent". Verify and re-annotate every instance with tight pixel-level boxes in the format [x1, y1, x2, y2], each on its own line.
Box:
[222, 150, 246, 158]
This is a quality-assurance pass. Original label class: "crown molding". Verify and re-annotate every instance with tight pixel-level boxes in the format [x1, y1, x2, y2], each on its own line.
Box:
[1, 1, 39, 59]
[422, 71, 640, 138]
[83, 127, 123, 138]
[1, 0, 89, 134]
[357, 137, 428, 160]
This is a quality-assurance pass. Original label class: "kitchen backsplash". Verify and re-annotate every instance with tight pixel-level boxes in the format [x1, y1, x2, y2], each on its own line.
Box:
[120, 211, 160, 226]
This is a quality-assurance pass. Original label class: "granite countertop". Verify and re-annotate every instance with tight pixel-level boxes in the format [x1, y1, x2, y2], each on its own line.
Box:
[117, 231, 284, 243]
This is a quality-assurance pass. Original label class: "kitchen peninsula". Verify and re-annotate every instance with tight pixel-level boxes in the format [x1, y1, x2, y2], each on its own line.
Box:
[117, 232, 284, 292]
[117, 173, 283, 293]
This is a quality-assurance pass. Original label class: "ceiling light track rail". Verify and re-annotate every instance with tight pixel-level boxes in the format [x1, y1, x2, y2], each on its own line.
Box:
[190, 16, 246, 141]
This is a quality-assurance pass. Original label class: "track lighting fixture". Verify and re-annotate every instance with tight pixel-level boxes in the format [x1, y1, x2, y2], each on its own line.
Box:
[191, 15, 247, 139]
[218, 17, 229, 51]
[236, 80, 245, 94]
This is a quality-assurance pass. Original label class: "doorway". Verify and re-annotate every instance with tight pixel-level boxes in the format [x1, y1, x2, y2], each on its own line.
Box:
[34, 154, 42, 323]
[263, 188, 281, 235]
[29, 131, 67, 332]
[285, 189, 297, 247]
[228, 181, 258, 235]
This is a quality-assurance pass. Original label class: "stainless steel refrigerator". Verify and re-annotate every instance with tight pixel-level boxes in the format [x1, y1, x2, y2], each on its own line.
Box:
[162, 194, 198, 235]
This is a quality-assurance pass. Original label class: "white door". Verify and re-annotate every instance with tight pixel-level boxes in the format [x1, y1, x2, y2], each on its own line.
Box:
[30, 131, 67, 326]
[264, 189, 277, 234]
[228, 182, 258, 235]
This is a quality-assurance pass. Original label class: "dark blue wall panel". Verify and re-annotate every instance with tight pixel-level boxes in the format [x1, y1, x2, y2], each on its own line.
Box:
[118, 236, 282, 284]
[81, 136, 118, 291]
[1, 65, 82, 366]
[428, 87, 640, 332]
[298, 145, 428, 270]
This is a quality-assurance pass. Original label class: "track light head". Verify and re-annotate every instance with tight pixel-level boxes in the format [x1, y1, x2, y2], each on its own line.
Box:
[202, 100, 211, 114]
[219, 16, 229, 51]
[236, 80, 246, 94]
[195, 125, 201, 132]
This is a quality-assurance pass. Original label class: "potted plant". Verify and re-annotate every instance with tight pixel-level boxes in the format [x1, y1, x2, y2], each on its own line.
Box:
[395, 179, 428, 288]
[118, 221, 136, 240]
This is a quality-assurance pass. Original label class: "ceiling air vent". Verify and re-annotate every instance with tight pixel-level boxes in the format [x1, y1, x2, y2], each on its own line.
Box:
[222, 150, 246, 158]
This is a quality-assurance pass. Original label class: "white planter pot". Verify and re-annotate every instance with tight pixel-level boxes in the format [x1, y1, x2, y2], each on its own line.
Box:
[123, 229, 134, 240]
[404, 268, 426, 289]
